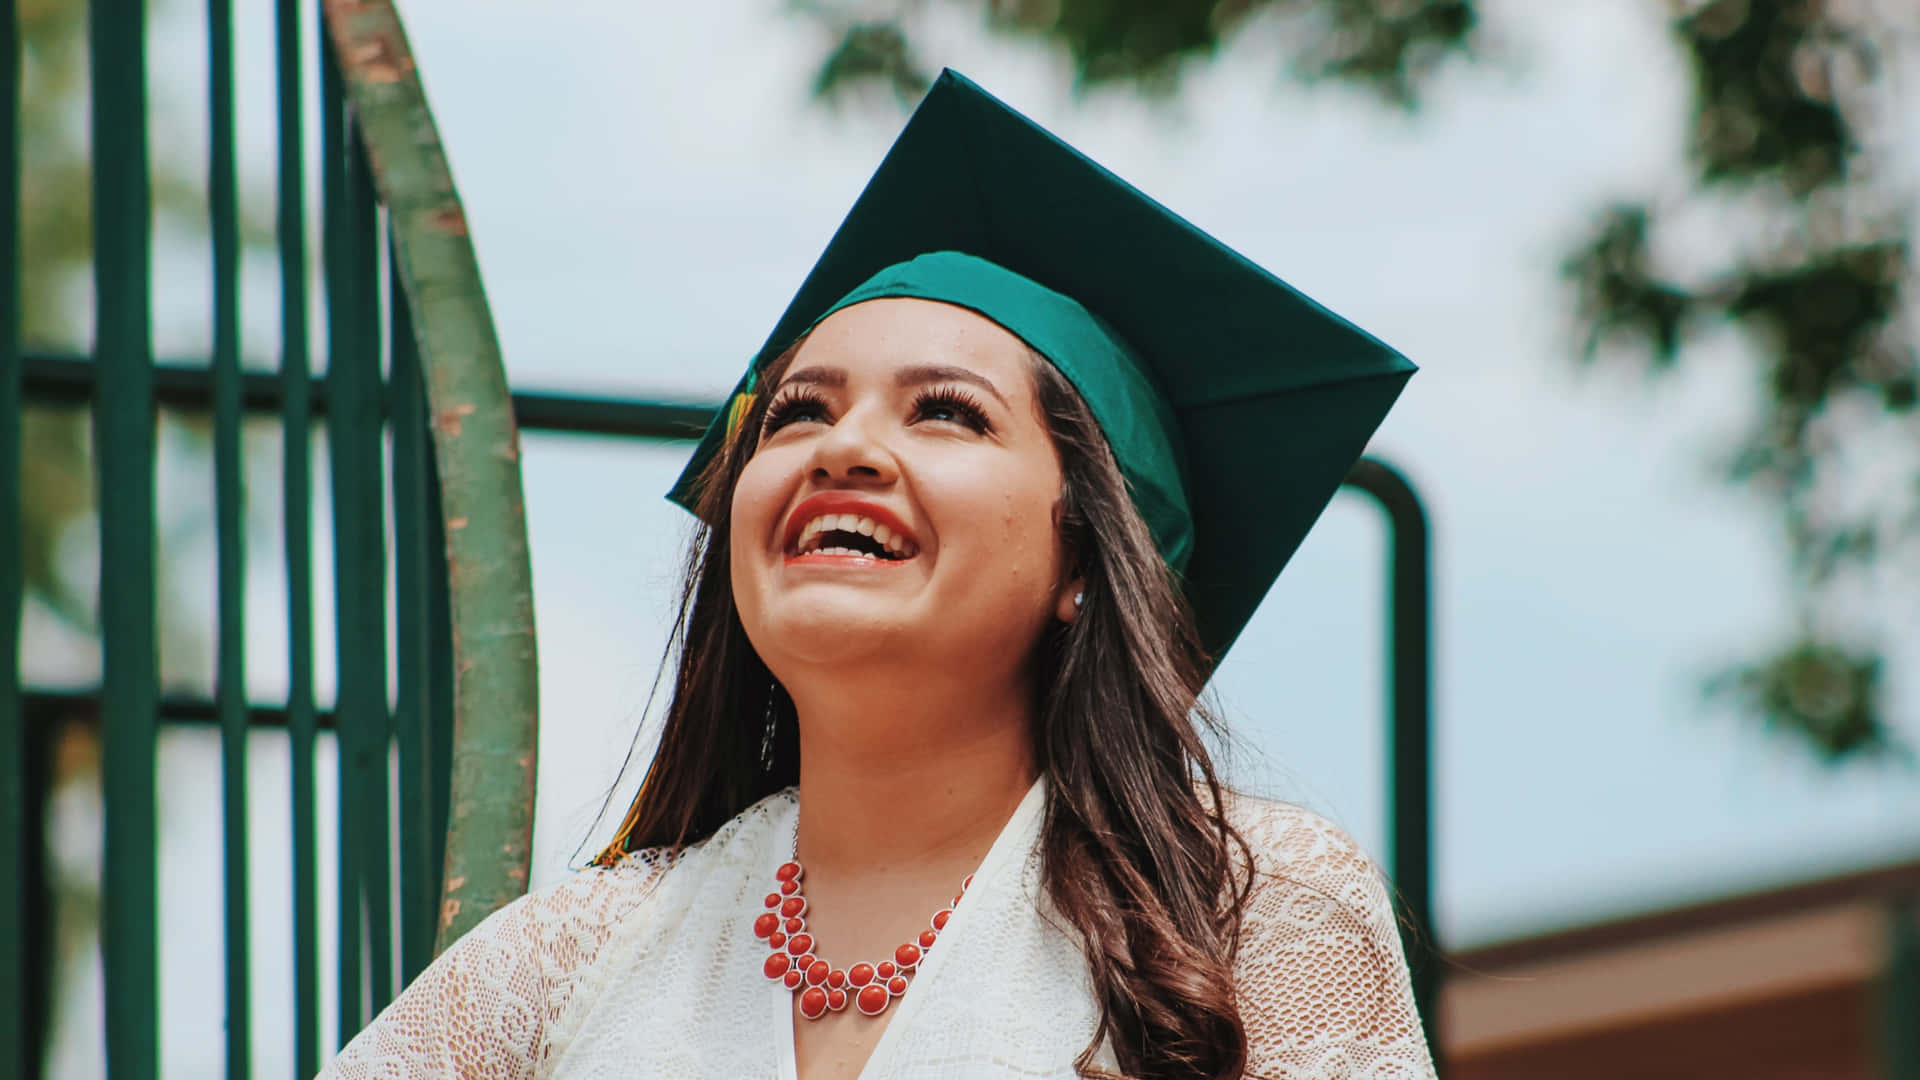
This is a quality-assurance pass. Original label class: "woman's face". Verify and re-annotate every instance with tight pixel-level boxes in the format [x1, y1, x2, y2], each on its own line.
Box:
[730, 298, 1076, 684]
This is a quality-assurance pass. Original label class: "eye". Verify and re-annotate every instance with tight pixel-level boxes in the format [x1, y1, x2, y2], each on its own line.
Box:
[762, 390, 832, 436]
[911, 387, 992, 434]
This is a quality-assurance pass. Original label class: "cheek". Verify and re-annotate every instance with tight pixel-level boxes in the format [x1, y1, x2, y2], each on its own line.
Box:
[730, 452, 787, 544]
[928, 461, 1063, 599]
[728, 454, 787, 596]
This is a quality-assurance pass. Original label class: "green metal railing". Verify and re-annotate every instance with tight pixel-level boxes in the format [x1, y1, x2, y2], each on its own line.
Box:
[3, 2, 538, 1077]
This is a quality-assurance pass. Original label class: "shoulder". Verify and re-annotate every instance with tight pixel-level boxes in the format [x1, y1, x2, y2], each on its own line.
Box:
[1218, 793, 1437, 1077]
[321, 855, 680, 1080]
[519, 847, 678, 931]
[1216, 792, 1406, 987]
[438, 848, 677, 1000]
[492, 790, 793, 969]
[1219, 792, 1395, 925]
[512, 847, 679, 968]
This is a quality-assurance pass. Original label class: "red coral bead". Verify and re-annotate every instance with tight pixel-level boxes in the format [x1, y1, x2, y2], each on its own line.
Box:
[962, 873, 974, 890]
[776, 861, 804, 883]
[847, 962, 875, 987]
[887, 974, 909, 996]
[780, 896, 807, 919]
[952, 894, 964, 907]
[780, 879, 801, 896]
[765, 893, 781, 908]
[799, 987, 828, 1020]
[768, 931, 786, 949]
[764, 953, 791, 979]
[918, 929, 938, 950]
[807, 960, 830, 986]
[876, 961, 896, 980]
[783, 969, 804, 989]
[827, 968, 847, 989]
[796, 954, 816, 972]
[856, 984, 889, 1016]
[827, 988, 848, 1012]
[932, 909, 951, 931]
[786, 933, 813, 957]
[894, 943, 921, 970]
[753, 913, 779, 938]
[784, 917, 804, 934]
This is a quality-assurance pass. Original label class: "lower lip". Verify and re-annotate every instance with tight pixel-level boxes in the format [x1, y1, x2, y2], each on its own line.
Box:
[783, 552, 914, 569]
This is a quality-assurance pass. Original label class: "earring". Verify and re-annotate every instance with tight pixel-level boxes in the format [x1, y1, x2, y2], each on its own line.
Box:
[760, 682, 779, 773]
[1073, 591, 1084, 609]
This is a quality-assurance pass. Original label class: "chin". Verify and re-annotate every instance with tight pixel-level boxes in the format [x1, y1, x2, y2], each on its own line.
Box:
[753, 601, 913, 669]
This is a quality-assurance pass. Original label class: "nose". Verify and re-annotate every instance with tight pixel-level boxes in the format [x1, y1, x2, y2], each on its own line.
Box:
[805, 406, 898, 488]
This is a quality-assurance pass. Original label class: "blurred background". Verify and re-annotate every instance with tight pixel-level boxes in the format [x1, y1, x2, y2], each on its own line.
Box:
[6, 0, 1920, 1077]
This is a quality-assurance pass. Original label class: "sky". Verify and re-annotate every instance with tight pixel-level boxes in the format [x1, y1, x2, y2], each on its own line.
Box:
[26, 0, 1920, 1075]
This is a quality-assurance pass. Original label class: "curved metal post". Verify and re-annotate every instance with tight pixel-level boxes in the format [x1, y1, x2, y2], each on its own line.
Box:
[1341, 456, 1438, 1067]
[321, 0, 539, 952]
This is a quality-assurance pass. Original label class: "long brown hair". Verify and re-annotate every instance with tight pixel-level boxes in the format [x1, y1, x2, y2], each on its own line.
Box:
[596, 335, 1254, 1079]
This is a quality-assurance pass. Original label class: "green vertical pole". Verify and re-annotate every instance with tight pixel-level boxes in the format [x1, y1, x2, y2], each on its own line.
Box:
[1887, 898, 1920, 1080]
[1342, 459, 1439, 1071]
[90, 3, 160, 1078]
[276, 1, 321, 1072]
[0, 0, 28, 1075]
[345, 115, 394, 1016]
[389, 240, 438, 986]
[318, 27, 362, 1044]
[207, 1, 250, 1076]
[326, 52, 394, 1031]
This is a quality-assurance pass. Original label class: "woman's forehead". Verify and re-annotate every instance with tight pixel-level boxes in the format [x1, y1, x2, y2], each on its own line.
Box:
[791, 297, 1036, 390]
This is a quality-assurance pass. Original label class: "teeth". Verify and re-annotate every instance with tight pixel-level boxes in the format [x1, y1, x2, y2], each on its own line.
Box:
[793, 512, 919, 558]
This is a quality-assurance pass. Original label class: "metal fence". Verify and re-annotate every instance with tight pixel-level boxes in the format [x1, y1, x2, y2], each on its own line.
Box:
[2, 2, 538, 1077]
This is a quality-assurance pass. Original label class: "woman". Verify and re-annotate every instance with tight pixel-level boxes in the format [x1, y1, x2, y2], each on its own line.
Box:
[324, 72, 1433, 1080]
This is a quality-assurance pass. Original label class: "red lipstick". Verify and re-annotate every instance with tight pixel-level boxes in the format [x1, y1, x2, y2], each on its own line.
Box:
[782, 493, 919, 561]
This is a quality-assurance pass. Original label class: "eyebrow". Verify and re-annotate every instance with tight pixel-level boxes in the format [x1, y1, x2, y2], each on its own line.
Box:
[778, 367, 847, 390]
[777, 363, 1011, 410]
[893, 364, 1010, 409]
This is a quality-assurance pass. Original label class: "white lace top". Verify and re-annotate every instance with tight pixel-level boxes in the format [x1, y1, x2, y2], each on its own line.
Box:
[320, 783, 1435, 1079]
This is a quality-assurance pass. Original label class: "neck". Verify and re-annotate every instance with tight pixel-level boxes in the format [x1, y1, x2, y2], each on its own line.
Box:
[784, 664, 1039, 876]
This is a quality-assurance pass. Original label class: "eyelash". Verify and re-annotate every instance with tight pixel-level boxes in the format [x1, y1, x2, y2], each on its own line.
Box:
[759, 385, 994, 437]
[910, 387, 993, 433]
[761, 389, 831, 435]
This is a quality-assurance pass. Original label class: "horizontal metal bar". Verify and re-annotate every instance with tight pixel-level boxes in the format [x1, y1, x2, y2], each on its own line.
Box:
[20, 352, 718, 440]
[21, 689, 339, 731]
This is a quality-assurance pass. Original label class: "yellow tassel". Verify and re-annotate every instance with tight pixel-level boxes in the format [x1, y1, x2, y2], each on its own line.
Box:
[725, 390, 757, 442]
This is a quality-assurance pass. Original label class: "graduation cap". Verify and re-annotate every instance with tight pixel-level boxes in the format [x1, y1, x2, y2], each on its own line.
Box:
[669, 70, 1413, 661]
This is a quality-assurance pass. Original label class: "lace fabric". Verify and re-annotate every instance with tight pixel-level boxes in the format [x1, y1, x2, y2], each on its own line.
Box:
[320, 790, 1435, 1080]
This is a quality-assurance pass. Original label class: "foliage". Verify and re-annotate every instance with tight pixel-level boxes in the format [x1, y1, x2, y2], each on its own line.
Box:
[798, 0, 1479, 107]
[1560, 0, 1914, 762]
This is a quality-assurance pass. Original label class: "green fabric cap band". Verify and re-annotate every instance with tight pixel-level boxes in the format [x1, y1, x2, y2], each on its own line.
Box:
[814, 251, 1194, 573]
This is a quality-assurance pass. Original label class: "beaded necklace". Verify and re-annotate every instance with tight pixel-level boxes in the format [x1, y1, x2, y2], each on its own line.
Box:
[754, 831, 971, 1020]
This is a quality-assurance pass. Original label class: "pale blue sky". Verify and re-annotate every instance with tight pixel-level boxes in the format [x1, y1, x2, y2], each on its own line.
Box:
[30, 1, 1920, 1075]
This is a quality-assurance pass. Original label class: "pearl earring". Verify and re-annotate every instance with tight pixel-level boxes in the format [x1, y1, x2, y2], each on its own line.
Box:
[1073, 592, 1084, 609]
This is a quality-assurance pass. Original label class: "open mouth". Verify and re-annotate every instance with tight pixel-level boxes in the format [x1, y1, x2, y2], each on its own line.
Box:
[789, 512, 919, 562]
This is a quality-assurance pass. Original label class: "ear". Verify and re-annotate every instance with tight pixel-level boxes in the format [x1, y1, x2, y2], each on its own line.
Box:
[1055, 577, 1086, 624]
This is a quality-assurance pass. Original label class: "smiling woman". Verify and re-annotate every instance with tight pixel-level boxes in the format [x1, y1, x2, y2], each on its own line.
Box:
[319, 72, 1432, 1080]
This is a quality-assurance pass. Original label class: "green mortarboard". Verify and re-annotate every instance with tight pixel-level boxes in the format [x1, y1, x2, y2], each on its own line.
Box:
[669, 69, 1414, 661]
